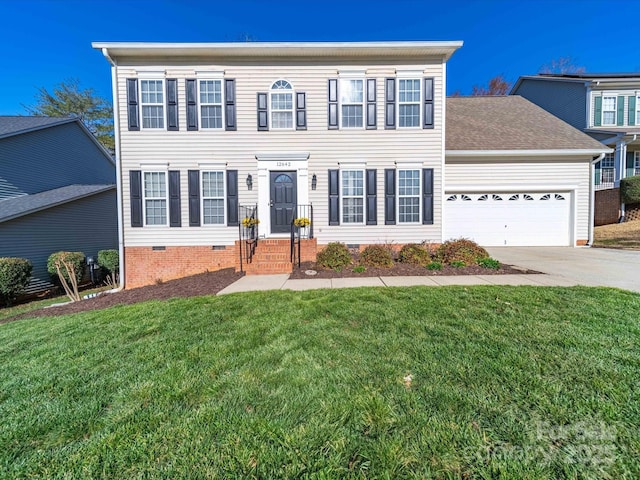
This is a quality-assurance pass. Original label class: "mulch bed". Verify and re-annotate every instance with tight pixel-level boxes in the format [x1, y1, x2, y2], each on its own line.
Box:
[289, 260, 535, 279]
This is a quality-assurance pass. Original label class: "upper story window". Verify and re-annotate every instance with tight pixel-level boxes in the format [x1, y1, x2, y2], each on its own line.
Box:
[140, 80, 164, 129]
[202, 171, 225, 224]
[270, 80, 294, 129]
[398, 80, 421, 127]
[398, 169, 421, 222]
[341, 170, 364, 223]
[340, 79, 364, 128]
[143, 171, 167, 225]
[636, 96, 640, 126]
[199, 80, 223, 129]
[602, 96, 617, 126]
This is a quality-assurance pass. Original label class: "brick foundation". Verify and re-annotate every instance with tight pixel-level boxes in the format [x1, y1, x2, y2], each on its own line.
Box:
[595, 188, 621, 226]
[125, 245, 238, 289]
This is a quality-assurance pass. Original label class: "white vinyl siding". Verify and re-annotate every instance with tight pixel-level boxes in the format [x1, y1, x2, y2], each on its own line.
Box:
[398, 169, 420, 223]
[199, 80, 223, 129]
[270, 80, 294, 129]
[398, 79, 421, 127]
[341, 170, 364, 224]
[202, 171, 225, 224]
[141, 80, 164, 129]
[340, 79, 364, 128]
[143, 171, 167, 225]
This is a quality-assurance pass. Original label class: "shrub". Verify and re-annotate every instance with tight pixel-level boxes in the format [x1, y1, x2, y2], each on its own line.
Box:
[427, 261, 443, 271]
[361, 245, 394, 268]
[450, 260, 466, 268]
[98, 249, 119, 288]
[0, 258, 32, 306]
[437, 238, 489, 265]
[621, 175, 640, 204]
[47, 251, 85, 302]
[398, 243, 432, 266]
[352, 265, 366, 273]
[478, 257, 501, 270]
[316, 242, 352, 270]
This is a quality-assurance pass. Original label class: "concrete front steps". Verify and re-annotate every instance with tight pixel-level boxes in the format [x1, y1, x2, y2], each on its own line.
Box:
[240, 238, 318, 275]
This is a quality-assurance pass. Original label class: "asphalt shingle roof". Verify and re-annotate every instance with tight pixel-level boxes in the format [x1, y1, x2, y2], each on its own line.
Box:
[446, 96, 607, 152]
[0, 184, 115, 224]
[0, 116, 76, 138]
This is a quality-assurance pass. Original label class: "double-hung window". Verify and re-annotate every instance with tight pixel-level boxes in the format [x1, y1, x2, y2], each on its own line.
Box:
[341, 170, 364, 223]
[140, 80, 164, 129]
[143, 172, 167, 225]
[602, 96, 617, 126]
[199, 80, 223, 129]
[340, 79, 364, 128]
[202, 171, 225, 224]
[398, 169, 421, 223]
[398, 80, 421, 127]
[601, 153, 615, 184]
[270, 80, 294, 129]
[636, 96, 640, 126]
[635, 151, 640, 176]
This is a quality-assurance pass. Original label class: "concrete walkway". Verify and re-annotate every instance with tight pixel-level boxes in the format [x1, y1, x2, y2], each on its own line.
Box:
[217, 272, 579, 295]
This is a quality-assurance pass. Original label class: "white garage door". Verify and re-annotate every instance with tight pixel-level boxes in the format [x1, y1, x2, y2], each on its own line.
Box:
[444, 192, 572, 246]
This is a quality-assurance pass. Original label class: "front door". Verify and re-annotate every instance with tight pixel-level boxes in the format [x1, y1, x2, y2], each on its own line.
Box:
[270, 171, 297, 233]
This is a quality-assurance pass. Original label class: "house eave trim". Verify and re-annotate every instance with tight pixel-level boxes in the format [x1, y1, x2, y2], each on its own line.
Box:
[255, 152, 310, 161]
[445, 149, 611, 157]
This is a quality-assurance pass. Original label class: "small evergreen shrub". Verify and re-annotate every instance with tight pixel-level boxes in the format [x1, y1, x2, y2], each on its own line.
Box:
[316, 242, 352, 270]
[437, 238, 489, 265]
[98, 249, 119, 287]
[361, 245, 394, 268]
[352, 265, 366, 273]
[427, 261, 443, 271]
[621, 176, 640, 205]
[398, 243, 432, 266]
[478, 257, 501, 270]
[0, 258, 32, 306]
[450, 260, 466, 268]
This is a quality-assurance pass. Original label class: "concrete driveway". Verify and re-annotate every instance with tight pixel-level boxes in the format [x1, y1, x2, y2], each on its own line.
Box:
[486, 247, 640, 293]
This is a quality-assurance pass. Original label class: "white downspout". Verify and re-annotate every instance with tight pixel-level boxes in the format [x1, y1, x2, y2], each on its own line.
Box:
[103, 48, 125, 291]
[589, 153, 606, 246]
[619, 134, 637, 222]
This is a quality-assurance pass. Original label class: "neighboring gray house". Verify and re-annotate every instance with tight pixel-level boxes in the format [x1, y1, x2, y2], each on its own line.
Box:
[511, 74, 640, 223]
[0, 117, 117, 293]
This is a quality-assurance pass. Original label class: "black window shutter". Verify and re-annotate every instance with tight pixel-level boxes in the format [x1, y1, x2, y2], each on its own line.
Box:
[366, 78, 377, 129]
[328, 79, 339, 129]
[126, 79, 140, 131]
[328, 169, 340, 225]
[257, 92, 268, 131]
[168, 170, 181, 227]
[366, 169, 377, 225]
[422, 168, 434, 225]
[296, 92, 307, 130]
[226, 170, 239, 226]
[225, 79, 236, 131]
[384, 168, 396, 224]
[186, 79, 198, 131]
[423, 78, 434, 129]
[188, 170, 201, 226]
[129, 170, 143, 227]
[385, 78, 396, 129]
[166, 79, 179, 131]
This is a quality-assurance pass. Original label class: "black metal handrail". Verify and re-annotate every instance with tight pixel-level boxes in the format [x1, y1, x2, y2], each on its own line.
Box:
[238, 204, 259, 273]
[290, 204, 313, 268]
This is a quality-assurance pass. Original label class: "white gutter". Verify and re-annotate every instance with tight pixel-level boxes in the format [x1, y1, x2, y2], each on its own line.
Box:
[102, 47, 125, 291]
[589, 153, 606, 245]
[446, 149, 612, 157]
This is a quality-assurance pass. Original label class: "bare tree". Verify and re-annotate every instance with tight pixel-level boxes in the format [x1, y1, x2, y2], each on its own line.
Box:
[539, 57, 586, 75]
[470, 75, 512, 96]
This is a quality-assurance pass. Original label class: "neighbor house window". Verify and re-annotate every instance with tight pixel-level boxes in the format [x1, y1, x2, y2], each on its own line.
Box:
[601, 153, 615, 184]
[270, 80, 294, 129]
[602, 96, 616, 126]
[635, 151, 640, 176]
[398, 169, 421, 222]
[140, 80, 164, 129]
[202, 171, 225, 224]
[340, 79, 364, 128]
[398, 79, 421, 127]
[143, 172, 167, 225]
[199, 80, 223, 129]
[341, 170, 364, 223]
[636, 96, 640, 126]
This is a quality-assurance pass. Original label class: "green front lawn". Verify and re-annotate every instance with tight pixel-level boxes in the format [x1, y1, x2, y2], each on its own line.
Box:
[1, 287, 639, 478]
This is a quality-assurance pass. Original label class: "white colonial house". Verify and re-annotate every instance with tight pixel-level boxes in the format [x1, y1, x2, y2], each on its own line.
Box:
[93, 41, 608, 288]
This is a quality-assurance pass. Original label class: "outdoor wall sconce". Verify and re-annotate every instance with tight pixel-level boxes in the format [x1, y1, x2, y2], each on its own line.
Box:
[246, 174, 253, 190]
[311, 174, 317, 190]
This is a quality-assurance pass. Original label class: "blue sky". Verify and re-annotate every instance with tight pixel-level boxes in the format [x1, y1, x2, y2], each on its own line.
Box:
[1, 0, 639, 115]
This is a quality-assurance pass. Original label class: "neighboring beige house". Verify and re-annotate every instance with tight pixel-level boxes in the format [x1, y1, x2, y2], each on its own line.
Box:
[93, 41, 608, 288]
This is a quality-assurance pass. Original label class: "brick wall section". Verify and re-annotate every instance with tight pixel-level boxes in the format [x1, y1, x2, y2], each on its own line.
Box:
[595, 188, 620, 226]
[125, 245, 238, 289]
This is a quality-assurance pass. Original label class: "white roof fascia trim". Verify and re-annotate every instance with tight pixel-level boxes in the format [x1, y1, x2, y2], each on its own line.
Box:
[445, 149, 612, 157]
